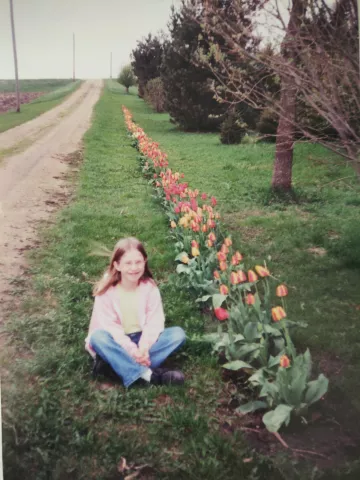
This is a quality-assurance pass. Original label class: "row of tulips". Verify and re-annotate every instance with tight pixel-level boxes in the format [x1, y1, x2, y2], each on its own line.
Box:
[122, 106, 329, 433]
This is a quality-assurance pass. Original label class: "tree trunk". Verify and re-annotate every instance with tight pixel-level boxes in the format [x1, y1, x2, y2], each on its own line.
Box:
[272, 78, 297, 190]
[272, 0, 307, 191]
[126, 86, 129, 94]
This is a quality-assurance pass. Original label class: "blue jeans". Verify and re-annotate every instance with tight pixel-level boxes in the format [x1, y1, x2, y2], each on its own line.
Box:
[89, 326, 186, 387]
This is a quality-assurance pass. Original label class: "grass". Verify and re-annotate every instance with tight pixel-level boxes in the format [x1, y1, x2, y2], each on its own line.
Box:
[3, 81, 360, 479]
[0, 80, 82, 133]
[0, 78, 75, 93]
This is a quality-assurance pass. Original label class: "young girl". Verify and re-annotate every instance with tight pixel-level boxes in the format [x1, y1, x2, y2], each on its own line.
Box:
[85, 237, 186, 387]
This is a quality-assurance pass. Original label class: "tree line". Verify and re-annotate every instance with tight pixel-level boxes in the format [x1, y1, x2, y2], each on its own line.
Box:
[118, 0, 359, 192]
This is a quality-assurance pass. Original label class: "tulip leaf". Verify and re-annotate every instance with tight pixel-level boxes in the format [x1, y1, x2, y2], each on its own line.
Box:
[248, 368, 266, 387]
[244, 322, 261, 342]
[195, 295, 212, 303]
[305, 374, 329, 405]
[175, 251, 189, 262]
[237, 400, 268, 415]
[212, 294, 228, 308]
[222, 360, 254, 371]
[260, 380, 279, 400]
[268, 354, 284, 368]
[176, 264, 190, 274]
[264, 325, 283, 337]
[262, 404, 294, 432]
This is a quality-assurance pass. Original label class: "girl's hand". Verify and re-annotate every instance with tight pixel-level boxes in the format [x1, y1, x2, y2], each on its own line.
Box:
[133, 348, 150, 367]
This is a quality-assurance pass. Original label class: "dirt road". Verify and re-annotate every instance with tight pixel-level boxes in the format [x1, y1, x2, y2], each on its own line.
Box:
[0, 80, 103, 318]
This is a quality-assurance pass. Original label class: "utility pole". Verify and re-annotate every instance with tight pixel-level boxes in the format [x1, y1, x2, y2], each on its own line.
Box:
[73, 33, 76, 81]
[9, 0, 20, 112]
[110, 51, 113, 80]
[358, 0, 360, 76]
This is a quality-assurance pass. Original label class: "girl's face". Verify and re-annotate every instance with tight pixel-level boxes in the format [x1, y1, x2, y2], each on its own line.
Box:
[114, 248, 146, 286]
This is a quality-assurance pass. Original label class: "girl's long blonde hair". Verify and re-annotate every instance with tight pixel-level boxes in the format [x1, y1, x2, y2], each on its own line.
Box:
[93, 237, 154, 296]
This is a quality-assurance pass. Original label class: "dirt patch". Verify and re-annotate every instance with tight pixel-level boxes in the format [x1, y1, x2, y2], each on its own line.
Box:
[0, 92, 45, 113]
[307, 246, 327, 256]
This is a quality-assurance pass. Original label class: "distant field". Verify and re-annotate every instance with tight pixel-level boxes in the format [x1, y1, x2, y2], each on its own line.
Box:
[0, 78, 74, 93]
[0, 79, 82, 133]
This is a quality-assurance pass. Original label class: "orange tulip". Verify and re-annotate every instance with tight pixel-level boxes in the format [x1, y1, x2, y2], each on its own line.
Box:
[276, 284, 288, 297]
[255, 265, 270, 277]
[208, 232, 216, 242]
[170, 221, 177, 228]
[248, 270, 258, 282]
[230, 271, 239, 285]
[202, 224, 208, 233]
[213, 270, 220, 280]
[219, 261, 227, 271]
[246, 294, 255, 305]
[224, 237, 232, 247]
[237, 270, 247, 283]
[207, 240, 213, 248]
[271, 306, 287, 322]
[220, 284, 229, 295]
[279, 355, 290, 368]
[231, 255, 239, 266]
[217, 251, 227, 262]
[221, 244, 229, 254]
[234, 251, 243, 262]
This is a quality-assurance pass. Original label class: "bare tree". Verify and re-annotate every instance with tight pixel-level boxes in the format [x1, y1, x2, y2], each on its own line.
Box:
[198, 0, 360, 189]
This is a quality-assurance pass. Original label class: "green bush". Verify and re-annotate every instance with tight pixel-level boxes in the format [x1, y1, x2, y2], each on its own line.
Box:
[256, 108, 278, 141]
[220, 109, 247, 145]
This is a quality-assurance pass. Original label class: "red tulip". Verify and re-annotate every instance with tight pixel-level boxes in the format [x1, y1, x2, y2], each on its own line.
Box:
[213, 270, 220, 280]
[276, 284, 288, 297]
[214, 307, 229, 321]
[217, 251, 227, 262]
[246, 294, 255, 305]
[280, 355, 290, 368]
[211, 196, 217, 206]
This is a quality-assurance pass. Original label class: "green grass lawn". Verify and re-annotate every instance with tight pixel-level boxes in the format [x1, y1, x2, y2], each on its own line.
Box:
[3, 82, 360, 480]
[0, 79, 82, 133]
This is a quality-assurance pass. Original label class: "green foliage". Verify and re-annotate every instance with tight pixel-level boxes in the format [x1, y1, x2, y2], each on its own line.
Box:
[256, 108, 278, 140]
[220, 108, 248, 144]
[160, 2, 226, 131]
[144, 77, 166, 113]
[131, 34, 163, 98]
[117, 64, 137, 93]
[0, 78, 73, 93]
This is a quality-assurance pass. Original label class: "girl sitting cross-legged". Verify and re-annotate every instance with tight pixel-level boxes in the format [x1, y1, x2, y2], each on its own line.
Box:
[85, 237, 186, 387]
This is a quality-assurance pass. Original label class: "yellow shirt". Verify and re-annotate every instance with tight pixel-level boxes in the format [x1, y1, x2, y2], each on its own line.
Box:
[118, 285, 141, 334]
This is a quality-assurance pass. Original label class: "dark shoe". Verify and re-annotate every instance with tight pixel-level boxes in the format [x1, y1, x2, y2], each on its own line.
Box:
[92, 355, 118, 380]
[151, 368, 184, 386]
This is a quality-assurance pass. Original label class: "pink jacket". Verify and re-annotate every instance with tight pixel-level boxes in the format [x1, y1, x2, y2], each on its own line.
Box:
[85, 280, 165, 358]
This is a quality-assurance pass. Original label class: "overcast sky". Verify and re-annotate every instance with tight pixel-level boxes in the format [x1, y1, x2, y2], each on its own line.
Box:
[0, 0, 181, 79]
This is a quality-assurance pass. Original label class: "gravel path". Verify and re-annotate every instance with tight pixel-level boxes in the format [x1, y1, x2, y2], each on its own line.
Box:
[0, 79, 103, 320]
